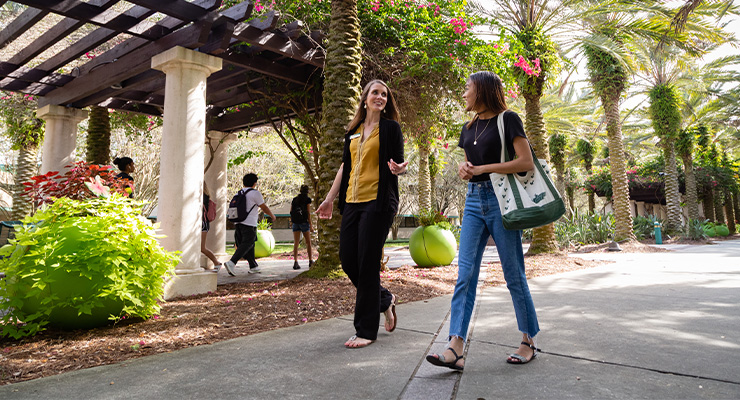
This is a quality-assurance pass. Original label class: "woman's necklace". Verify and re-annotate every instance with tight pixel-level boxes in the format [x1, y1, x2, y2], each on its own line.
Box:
[473, 118, 491, 146]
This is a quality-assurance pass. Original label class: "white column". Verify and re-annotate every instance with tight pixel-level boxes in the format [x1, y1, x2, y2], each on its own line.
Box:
[37, 105, 88, 174]
[202, 131, 237, 267]
[636, 201, 647, 218]
[152, 46, 222, 300]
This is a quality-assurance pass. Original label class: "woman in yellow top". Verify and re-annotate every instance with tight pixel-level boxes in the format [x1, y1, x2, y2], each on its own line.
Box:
[317, 80, 408, 348]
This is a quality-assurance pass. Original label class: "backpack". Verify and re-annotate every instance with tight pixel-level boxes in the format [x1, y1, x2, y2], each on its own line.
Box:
[227, 188, 257, 223]
[206, 199, 217, 222]
[290, 196, 308, 223]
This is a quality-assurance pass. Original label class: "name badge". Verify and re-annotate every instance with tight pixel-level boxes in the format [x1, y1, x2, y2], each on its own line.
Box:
[350, 133, 361, 140]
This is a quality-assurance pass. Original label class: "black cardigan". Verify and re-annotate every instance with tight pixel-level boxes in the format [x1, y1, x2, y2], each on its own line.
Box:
[338, 118, 405, 215]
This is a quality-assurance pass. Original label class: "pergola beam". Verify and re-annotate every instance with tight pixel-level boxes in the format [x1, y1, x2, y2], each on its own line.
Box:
[0, 7, 46, 50]
[39, 20, 214, 107]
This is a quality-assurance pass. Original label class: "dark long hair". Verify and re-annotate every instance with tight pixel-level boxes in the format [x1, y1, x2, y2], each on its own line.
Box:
[466, 71, 508, 129]
[113, 156, 133, 172]
[347, 79, 400, 130]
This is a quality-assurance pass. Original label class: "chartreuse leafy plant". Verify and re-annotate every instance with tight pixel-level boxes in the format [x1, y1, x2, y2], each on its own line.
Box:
[0, 195, 179, 339]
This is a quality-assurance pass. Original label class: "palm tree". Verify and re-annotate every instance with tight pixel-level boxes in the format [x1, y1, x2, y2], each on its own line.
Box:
[676, 127, 699, 220]
[310, 0, 363, 277]
[473, 0, 587, 253]
[575, 0, 720, 240]
[576, 138, 597, 212]
[86, 106, 111, 165]
[0, 93, 44, 220]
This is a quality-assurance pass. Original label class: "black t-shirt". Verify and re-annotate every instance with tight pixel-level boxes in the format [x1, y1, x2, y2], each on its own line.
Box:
[458, 110, 527, 182]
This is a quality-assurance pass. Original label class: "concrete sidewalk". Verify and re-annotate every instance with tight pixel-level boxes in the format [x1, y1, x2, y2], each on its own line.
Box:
[2, 240, 739, 399]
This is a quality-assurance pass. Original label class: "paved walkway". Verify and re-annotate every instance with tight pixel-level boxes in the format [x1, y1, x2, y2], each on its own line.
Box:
[2, 240, 739, 399]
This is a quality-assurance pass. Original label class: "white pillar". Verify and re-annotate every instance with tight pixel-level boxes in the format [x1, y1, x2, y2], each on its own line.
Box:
[37, 105, 88, 174]
[152, 46, 222, 300]
[202, 131, 237, 267]
[636, 201, 647, 217]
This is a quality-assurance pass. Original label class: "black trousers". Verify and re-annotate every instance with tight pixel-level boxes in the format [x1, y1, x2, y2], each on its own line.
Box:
[231, 224, 257, 268]
[340, 201, 394, 340]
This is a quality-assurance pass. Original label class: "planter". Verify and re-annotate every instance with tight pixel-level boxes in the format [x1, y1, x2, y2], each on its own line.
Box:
[408, 225, 457, 267]
[254, 229, 275, 258]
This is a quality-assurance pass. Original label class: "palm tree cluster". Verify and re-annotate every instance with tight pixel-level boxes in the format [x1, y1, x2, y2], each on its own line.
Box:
[470, 0, 739, 244]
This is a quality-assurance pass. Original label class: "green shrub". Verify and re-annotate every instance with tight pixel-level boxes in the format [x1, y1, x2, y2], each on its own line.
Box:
[554, 211, 614, 247]
[0, 195, 179, 338]
[683, 219, 707, 240]
[633, 215, 661, 240]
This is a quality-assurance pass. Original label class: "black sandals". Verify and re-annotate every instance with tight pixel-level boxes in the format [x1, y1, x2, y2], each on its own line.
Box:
[426, 347, 464, 371]
[506, 341, 540, 364]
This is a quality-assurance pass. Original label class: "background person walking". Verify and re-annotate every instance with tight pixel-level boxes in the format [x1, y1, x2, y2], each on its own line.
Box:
[426, 71, 539, 371]
[290, 185, 314, 270]
[316, 79, 408, 349]
[223, 173, 276, 276]
[201, 183, 222, 271]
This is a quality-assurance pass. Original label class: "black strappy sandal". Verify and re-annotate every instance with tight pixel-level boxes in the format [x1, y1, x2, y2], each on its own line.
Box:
[426, 347, 464, 371]
[506, 341, 540, 364]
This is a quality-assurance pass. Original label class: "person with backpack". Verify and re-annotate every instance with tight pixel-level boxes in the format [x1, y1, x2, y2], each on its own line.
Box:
[223, 173, 276, 276]
[316, 80, 408, 349]
[290, 185, 314, 270]
[201, 183, 222, 271]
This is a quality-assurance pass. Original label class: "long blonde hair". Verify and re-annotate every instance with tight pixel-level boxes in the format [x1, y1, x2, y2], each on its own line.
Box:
[347, 79, 400, 131]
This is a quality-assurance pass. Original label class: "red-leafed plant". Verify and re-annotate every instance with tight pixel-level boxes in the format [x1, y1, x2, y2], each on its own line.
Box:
[23, 161, 132, 213]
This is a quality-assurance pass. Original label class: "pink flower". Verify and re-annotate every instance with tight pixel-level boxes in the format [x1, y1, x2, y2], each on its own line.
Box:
[302, 318, 308, 322]
[139, 340, 145, 346]
[296, 300, 302, 304]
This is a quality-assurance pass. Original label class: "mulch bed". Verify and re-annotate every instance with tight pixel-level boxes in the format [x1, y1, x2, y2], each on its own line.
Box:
[0, 241, 685, 386]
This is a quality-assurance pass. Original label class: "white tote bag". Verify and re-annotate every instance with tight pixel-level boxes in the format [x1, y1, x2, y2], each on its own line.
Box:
[489, 112, 565, 230]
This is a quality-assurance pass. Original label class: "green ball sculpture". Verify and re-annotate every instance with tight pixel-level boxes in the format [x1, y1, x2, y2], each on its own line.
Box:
[715, 225, 730, 237]
[254, 230, 275, 258]
[408, 225, 457, 267]
[0, 195, 178, 337]
[17, 225, 124, 330]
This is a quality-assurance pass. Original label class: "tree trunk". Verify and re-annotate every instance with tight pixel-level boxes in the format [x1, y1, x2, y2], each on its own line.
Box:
[566, 183, 575, 216]
[713, 190, 725, 224]
[601, 94, 635, 241]
[417, 141, 431, 211]
[681, 154, 699, 221]
[310, 0, 363, 277]
[588, 191, 596, 214]
[703, 191, 715, 222]
[429, 150, 437, 211]
[11, 146, 37, 220]
[662, 139, 683, 231]
[523, 94, 558, 253]
[86, 106, 111, 165]
[725, 192, 736, 234]
[734, 190, 740, 227]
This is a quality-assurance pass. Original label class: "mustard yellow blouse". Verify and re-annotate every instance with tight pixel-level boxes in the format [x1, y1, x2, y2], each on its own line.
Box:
[346, 124, 380, 203]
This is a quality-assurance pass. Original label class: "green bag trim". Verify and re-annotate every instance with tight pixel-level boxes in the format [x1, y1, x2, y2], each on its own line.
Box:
[496, 112, 565, 230]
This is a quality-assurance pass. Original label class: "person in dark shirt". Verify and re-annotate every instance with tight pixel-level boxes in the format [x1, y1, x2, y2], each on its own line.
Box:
[317, 79, 408, 349]
[426, 71, 539, 371]
[113, 157, 135, 197]
[290, 185, 314, 270]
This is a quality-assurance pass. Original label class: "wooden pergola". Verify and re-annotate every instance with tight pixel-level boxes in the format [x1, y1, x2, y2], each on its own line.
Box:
[0, 0, 324, 132]
[0, 0, 325, 298]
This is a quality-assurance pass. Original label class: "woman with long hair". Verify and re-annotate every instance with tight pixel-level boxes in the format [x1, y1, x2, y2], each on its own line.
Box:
[290, 184, 314, 270]
[316, 79, 409, 348]
[426, 71, 539, 370]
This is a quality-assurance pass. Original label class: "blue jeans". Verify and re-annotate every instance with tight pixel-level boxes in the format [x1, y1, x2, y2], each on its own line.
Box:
[449, 180, 539, 341]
